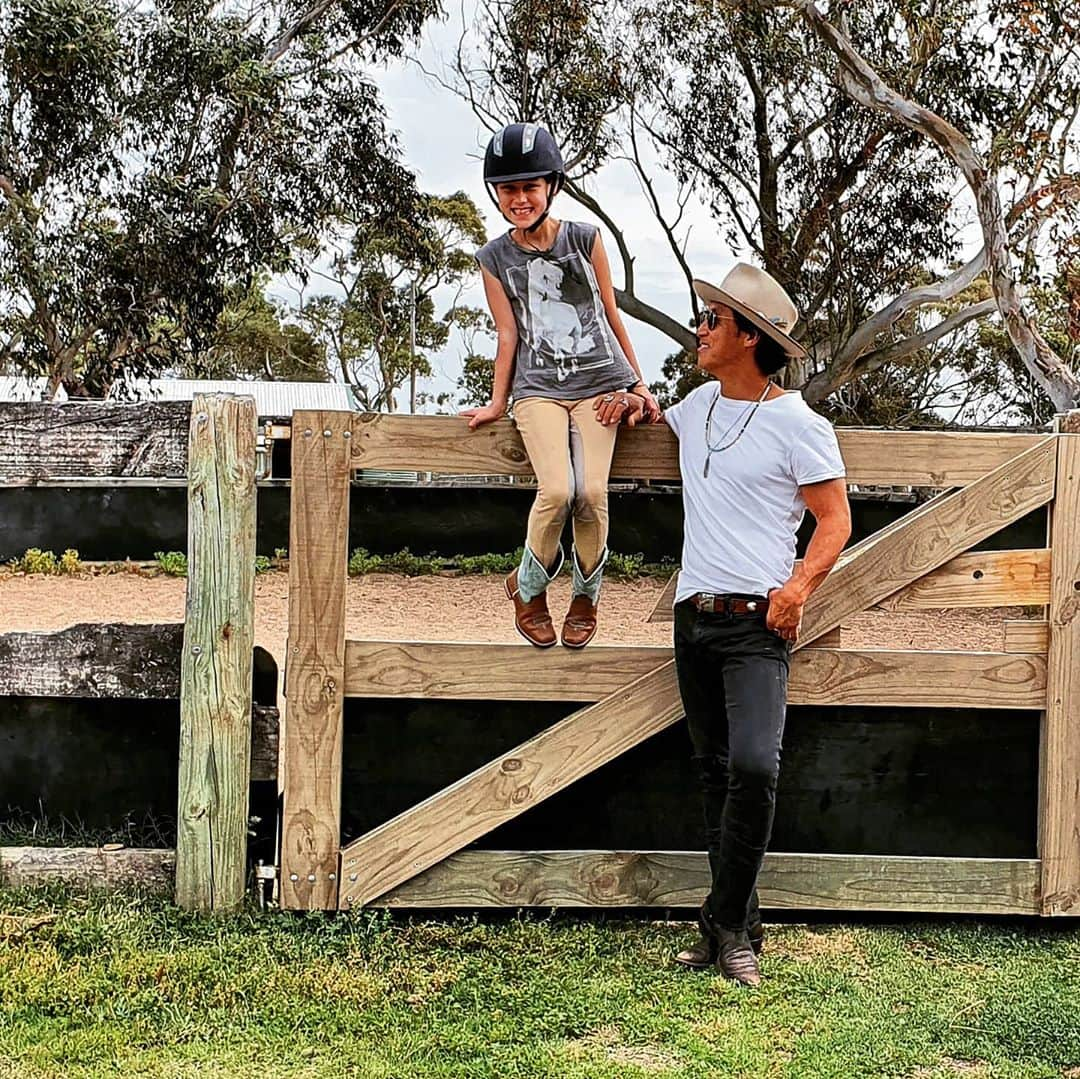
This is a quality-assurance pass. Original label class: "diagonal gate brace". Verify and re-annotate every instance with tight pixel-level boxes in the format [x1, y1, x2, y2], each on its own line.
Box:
[338, 437, 1057, 908]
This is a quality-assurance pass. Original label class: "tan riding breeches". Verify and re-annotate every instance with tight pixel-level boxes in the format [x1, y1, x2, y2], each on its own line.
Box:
[513, 394, 619, 576]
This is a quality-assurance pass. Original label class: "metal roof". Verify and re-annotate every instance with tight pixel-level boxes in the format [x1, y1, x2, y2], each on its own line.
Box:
[0, 376, 51, 401]
[112, 379, 357, 416]
[0, 376, 357, 416]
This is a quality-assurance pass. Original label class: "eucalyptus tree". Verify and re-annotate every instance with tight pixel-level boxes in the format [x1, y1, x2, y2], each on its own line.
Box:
[447, 0, 1079, 418]
[731, 0, 1080, 412]
[297, 191, 487, 412]
[0, 0, 439, 397]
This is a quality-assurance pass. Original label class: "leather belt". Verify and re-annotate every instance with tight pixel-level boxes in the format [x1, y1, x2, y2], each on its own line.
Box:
[686, 592, 769, 616]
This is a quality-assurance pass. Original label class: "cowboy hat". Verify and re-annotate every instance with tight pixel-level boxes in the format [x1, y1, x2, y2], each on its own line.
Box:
[693, 263, 807, 359]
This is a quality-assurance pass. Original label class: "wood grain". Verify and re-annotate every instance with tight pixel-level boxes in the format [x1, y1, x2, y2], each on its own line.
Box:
[877, 549, 1050, 610]
[343, 641, 1045, 709]
[1040, 424, 1080, 914]
[346, 413, 1043, 486]
[343, 642, 671, 701]
[0, 623, 183, 697]
[800, 439, 1057, 644]
[790, 648, 1045, 709]
[280, 411, 353, 910]
[0, 846, 174, 892]
[368, 850, 1040, 915]
[339, 660, 684, 907]
[176, 395, 258, 912]
[649, 547, 1050, 624]
[0, 401, 191, 482]
[1003, 621, 1049, 655]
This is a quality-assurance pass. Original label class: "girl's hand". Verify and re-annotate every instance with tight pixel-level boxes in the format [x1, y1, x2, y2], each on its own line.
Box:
[593, 391, 645, 427]
[460, 402, 506, 430]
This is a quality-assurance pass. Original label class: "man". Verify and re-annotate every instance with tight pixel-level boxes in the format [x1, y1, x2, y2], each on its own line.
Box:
[658, 263, 851, 986]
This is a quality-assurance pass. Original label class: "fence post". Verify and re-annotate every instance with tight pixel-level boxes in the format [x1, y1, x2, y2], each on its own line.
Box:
[176, 394, 258, 911]
[280, 410, 352, 910]
[1039, 410, 1080, 915]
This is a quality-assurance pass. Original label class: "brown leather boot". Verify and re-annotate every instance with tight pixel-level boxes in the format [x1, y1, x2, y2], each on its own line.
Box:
[715, 928, 762, 987]
[675, 903, 763, 969]
[561, 594, 598, 649]
[505, 570, 556, 648]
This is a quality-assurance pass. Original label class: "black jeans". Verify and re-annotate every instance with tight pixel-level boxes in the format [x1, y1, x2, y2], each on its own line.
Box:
[674, 600, 791, 932]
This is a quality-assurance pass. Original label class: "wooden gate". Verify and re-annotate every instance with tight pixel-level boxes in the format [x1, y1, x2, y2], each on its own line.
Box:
[279, 412, 1080, 917]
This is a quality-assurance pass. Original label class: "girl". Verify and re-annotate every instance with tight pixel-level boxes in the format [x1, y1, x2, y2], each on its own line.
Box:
[462, 122, 660, 649]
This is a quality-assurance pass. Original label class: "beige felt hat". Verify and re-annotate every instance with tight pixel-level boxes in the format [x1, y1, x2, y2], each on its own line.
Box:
[693, 262, 807, 359]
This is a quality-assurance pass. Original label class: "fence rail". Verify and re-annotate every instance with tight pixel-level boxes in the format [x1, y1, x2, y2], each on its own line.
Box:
[3, 402, 1078, 918]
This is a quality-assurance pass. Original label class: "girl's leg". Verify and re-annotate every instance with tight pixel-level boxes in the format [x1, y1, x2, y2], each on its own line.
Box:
[513, 397, 574, 575]
[566, 395, 619, 575]
[506, 397, 572, 647]
[559, 396, 619, 648]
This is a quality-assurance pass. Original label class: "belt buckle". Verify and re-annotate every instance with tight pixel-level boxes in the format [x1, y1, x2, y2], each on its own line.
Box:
[697, 592, 719, 614]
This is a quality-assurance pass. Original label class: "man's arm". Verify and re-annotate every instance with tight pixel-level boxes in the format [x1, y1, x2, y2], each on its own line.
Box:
[767, 478, 851, 643]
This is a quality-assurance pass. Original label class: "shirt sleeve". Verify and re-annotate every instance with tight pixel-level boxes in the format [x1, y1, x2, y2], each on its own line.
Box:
[664, 398, 684, 439]
[572, 222, 600, 258]
[475, 242, 497, 278]
[789, 414, 846, 485]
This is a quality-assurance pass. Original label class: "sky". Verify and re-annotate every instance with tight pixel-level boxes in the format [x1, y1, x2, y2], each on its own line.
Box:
[316, 9, 744, 410]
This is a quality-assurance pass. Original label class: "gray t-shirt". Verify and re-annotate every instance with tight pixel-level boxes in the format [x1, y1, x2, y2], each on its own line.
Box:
[665, 383, 846, 599]
[476, 221, 639, 401]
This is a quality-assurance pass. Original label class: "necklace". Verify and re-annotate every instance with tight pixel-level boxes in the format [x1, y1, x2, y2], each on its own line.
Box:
[514, 230, 547, 254]
[511, 221, 558, 254]
[702, 381, 771, 478]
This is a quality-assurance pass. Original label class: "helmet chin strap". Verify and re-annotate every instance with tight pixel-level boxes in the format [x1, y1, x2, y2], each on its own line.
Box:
[489, 177, 561, 234]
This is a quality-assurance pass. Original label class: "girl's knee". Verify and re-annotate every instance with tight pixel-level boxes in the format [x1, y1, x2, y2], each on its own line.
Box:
[573, 482, 608, 517]
[536, 482, 573, 517]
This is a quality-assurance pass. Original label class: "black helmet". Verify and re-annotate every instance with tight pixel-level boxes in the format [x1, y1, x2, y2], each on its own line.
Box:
[484, 123, 565, 188]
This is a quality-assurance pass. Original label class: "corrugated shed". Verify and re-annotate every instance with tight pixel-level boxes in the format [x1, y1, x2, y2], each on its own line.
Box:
[0, 376, 53, 401]
[0, 377, 357, 416]
[111, 379, 356, 416]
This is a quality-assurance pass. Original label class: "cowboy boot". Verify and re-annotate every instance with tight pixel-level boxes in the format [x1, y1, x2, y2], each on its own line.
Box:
[715, 927, 762, 987]
[506, 546, 562, 648]
[675, 901, 764, 969]
[561, 547, 605, 649]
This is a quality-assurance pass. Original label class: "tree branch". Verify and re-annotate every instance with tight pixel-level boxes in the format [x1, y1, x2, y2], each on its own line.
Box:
[849, 298, 998, 380]
[801, 250, 989, 402]
[767, 0, 1080, 411]
[563, 177, 696, 350]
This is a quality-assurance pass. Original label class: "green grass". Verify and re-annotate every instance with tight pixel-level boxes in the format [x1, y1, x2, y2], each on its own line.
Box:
[2, 888, 1079, 1078]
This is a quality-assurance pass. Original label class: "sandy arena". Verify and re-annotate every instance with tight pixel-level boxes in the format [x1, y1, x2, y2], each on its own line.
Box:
[0, 569, 1024, 675]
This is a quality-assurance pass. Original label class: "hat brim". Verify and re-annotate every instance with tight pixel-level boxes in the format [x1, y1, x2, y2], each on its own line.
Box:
[693, 278, 808, 359]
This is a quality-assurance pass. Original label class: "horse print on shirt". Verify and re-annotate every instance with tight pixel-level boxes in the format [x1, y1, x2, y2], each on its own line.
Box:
[505, 253, 615, 383]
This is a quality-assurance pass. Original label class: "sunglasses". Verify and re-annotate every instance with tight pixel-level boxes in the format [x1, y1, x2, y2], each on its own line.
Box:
[690, 309, 738, 331]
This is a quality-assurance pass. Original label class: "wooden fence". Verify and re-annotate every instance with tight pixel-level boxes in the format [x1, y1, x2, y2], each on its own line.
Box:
[2, 402, 1078, 918]
[0, 397, 260, 912]
[280, 411, 1080, 918]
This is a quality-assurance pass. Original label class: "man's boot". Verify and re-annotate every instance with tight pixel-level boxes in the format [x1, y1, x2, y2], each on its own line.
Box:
[562, 547, 605, 649]
[506, 546, 562, 648]
[675, 901, 764, 970]
[714, 928, 762, 987]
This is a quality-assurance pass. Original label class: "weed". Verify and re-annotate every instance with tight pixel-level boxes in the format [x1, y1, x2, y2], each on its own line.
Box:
[453, 549, 523, 575]
[57, 548, 82, 574]
[8, 548, 84, 575]
[153, 551, 188, 577]
[348, 547, 384, 575]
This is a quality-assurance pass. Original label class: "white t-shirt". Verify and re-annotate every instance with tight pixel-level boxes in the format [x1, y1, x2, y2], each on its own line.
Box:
[664, 382, 846, 602]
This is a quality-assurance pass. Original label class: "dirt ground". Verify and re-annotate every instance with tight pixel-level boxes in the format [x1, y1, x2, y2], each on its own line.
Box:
[0, 569, 1026, 673]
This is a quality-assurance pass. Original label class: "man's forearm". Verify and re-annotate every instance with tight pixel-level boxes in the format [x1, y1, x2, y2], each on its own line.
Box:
[787, 514, 850, 603]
